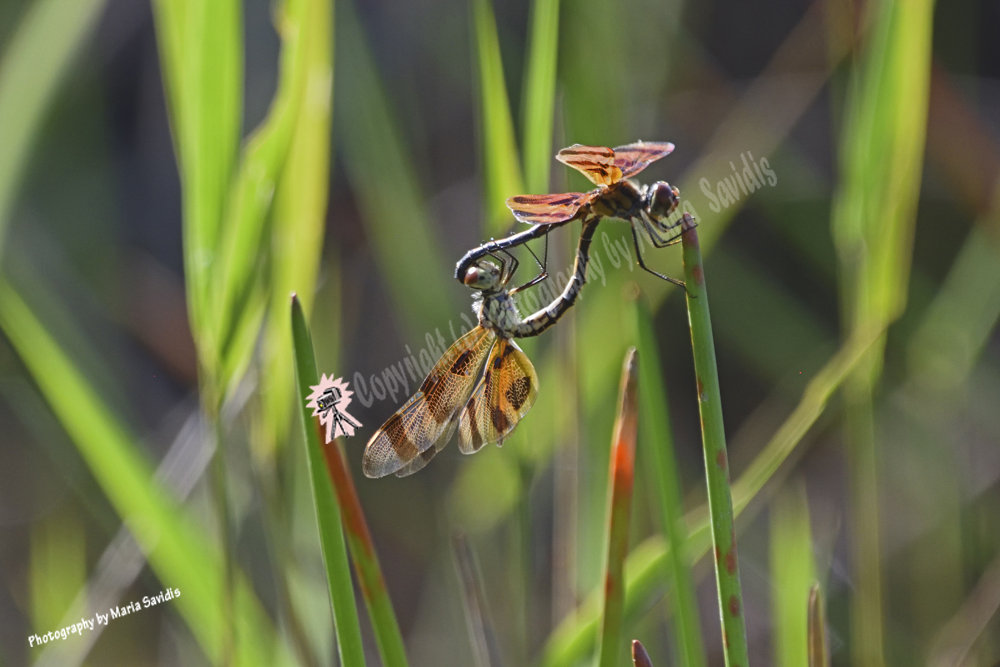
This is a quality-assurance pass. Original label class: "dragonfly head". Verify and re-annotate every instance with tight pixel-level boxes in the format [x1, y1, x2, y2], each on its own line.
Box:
[646, 181, 680, 219]
[463, 260, 503, 292]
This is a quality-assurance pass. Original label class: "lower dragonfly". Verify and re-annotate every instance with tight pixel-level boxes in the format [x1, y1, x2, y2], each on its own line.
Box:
[362, 218, 601, 478]
[455, 141, 697, 289]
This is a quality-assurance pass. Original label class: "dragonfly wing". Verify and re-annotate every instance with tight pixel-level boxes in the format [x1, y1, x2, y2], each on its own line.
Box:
[459, 338, 538, 453]
[363, 327, 497, 477]
[505, 192, 595, 225]
[612, 141, 675, 179]
[556, 144, 623, 186]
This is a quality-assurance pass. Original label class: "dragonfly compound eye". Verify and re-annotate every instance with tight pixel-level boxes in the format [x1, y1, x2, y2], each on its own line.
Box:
[647, 181, 680, 218]
[463, 262, 501, 290]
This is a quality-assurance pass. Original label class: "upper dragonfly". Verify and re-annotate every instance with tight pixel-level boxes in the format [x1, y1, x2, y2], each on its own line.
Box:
[455, 141, 697, 288]
[363, 218, 601, 478]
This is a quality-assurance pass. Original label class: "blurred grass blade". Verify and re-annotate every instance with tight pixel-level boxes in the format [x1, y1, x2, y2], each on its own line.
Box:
[808, 583, 829, 667]
[830, 3, 935, 666]
[538, 324, 883, 667]
[258, 0, 335, 458]
[681, 229, 749, 667]
[453, 533, 505, 667]
[214, 0, 329, 385]
[0, 0, 106, 252]
[161, 0, 243, 357]
[472, 0, 524, 234]
[30, 508, 85, 635]
[335, 0, 454, 335]
[906, 223, 1000, 389]
[323, 439, 410, 667]
[0, 278, 287, 666]
[520, 0, 559, 193]
[290, 294, 367, 667]
[632, 640, 654, 667]
[927, 549, 1000, 667]
[632, 297, 707, 667]
[596, 348, 639, 667]
[771, 481, 816, 667]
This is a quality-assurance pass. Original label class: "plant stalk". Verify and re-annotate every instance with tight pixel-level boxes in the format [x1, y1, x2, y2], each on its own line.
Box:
[681, 229, 749, 667]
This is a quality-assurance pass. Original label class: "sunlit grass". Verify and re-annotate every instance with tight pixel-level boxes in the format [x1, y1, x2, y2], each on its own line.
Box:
[3, 0, 996, 665]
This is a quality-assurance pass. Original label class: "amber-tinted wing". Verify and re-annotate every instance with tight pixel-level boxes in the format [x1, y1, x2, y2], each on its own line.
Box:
[612, 141, 675, 179]
[556, 144, 623, 186]
[458, 338, 538, 454]
[363, 327, 497, 478]
[392, 419, 459, 477]
[505, 191, 596, 225]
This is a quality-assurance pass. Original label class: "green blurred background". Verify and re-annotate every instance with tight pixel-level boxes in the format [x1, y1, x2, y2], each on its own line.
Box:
[1, 0, 999, 665]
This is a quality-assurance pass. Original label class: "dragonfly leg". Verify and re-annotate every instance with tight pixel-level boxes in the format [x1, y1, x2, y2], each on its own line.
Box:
[643, 211, 695, 248]
[630, 223, 688, 290]
[487, 249, 519, 285]
[510, 235, 550, 295]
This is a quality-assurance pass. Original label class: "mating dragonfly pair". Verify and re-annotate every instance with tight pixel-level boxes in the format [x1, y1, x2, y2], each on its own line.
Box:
[363, 141, 697, 478]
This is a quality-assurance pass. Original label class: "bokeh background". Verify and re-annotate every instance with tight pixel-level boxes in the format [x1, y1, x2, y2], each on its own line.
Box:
[1, 0, 999, 665]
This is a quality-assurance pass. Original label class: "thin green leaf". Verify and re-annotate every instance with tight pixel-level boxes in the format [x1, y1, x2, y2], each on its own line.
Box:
[30, 508, 85, 633]
[472, 0, 524, 233]
[520, 0, 559, 194]
[322, 439, 410, 667]
[537, 310, 884, 667]
[596, 348, 639, 667]
[335, 0, 454, 336]
[172, 0, 243, 359]
[633, 297, 707, 667]
[213, 0, 326, 383]
[290, 294, 367, 667]
[258, 0, 335, 457]
[830, 3, 936, 666]
[0, 0, 106, 252]
[771, 481, 817, 667]
[0, 278, 286, 666]
[681, 229, 749, 667]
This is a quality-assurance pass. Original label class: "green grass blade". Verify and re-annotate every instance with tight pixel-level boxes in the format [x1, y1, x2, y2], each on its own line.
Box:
[172, 0, 244, 357]
[520, 0, 559, 194]
[323, 438, 410, 667]
[213, 0, 328, 387]
[538, 324, 882, 667]
[335, 0, 454, 336]
[30, 508, 85, 635]
[770, 481, 816, 667]
[907, 224, 1000, 389]
[471, 0, 524, 234]
[0, 278, 286, 666]
[290, 294, 367, 667]
[808, 583, 829, 667]
[596, 349, 640, 667]
[258, 0, 335, 457]
[0, 0, 106, 252]
[633, 297, 707, 667]
[681, 229, 749, 667]
[830, 3, 936, 665]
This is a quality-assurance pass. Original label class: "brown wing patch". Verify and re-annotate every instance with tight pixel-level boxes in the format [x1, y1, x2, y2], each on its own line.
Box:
[612, 141, 675, 179]
[363, 327, 497, 478]
[458, 338, 538, 453]
[556, 144, 623, 186]
[506, 192, 595, 225]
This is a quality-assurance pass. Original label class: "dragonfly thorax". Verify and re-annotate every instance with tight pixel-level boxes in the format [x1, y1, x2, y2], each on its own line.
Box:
[588, 179, 645, 221]
[477, 291, 523, 335]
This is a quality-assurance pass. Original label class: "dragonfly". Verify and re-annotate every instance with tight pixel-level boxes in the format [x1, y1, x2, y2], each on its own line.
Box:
[455, 141, 697, 288]
[362, 218, 601, 478]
